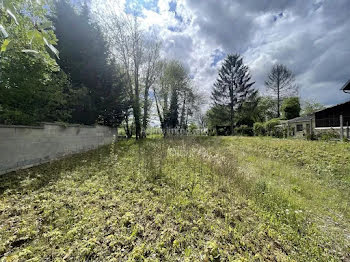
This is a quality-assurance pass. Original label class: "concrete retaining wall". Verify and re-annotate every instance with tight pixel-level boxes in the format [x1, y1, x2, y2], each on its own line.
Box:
[0, 123, 117, 175]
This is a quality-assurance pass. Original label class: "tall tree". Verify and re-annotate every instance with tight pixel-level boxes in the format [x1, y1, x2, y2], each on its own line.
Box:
[53, 0, 125, 126]
[141, 39, 161, 137]
[211, 54, 255, 135]
[96, 9, 144, 138]
[153, 60, 192, 135]
[265, 64, 298, 118]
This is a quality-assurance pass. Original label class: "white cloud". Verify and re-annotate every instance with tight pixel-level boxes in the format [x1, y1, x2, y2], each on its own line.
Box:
[95, 0, 350, 106]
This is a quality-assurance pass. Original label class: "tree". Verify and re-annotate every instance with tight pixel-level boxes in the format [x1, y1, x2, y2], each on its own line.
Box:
[301, 100, 325, 115]
[281, 97, 301, 120]
[0, 0, 69, 125]
[235, 90, 259, 127]
[0, 51, 71, 125]
[53, 1, 126, 126]
[0, 0, 59, 58]
[142, 39, 161, 137]
[153, 60, 192, 135]
[211, 54, 255, 135]
[95, 6, 145, 138]
[206, 105, 231, 130]
[265, 64, 298, 118]
[256, 96, 276, 122]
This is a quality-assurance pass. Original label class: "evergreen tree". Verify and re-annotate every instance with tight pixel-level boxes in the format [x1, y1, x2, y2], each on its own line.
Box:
[211, 54, 255, 135]
[52, 0, 126, 126]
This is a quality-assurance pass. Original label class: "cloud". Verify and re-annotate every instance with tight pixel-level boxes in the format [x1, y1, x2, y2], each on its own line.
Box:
[101, 0, 350, 106]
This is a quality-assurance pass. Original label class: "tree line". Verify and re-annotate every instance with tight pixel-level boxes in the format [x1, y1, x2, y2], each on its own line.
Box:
[0, 0, 200, 139]
[207, 55, 324, 136]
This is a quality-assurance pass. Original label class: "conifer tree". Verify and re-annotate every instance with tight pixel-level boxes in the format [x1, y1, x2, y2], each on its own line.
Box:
[52, 0, 126, 126]
[211, 54, 255, 135]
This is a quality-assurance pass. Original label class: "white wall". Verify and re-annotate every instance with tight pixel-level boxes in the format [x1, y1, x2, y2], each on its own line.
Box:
[0, 123, 117, 175]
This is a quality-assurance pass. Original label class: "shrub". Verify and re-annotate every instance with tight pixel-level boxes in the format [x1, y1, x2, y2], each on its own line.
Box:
[235, 125, 253, 136]
[281, 97, 301, 120]
[317, 129, 339, 141]
[264, 119, 280, 136]
[253, 122, 266, 136]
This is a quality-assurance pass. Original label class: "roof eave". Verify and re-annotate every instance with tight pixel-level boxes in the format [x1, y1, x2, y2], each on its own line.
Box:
[341, 79, 350, 92]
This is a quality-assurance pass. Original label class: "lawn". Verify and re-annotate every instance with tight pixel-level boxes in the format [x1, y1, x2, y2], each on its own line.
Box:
[0, 137, 349, 261]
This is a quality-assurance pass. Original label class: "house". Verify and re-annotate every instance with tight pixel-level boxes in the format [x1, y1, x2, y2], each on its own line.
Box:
[286, 100, 350, 139]
[314, 100, 350, 139]
[286, 114, 314, 138]
[287, 80, 350, 139]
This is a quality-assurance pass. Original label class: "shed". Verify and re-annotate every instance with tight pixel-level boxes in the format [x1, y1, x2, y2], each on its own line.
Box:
[287, 114, 314, 137]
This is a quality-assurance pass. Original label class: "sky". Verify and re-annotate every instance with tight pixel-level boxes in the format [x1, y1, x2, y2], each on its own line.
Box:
[101, 0, 350, 107]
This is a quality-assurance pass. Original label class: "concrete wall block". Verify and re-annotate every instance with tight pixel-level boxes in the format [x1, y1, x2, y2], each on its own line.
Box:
[0, 124, 116, 175]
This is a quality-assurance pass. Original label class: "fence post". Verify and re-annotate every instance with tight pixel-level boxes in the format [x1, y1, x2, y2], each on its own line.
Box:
[340, 115, 344, 140]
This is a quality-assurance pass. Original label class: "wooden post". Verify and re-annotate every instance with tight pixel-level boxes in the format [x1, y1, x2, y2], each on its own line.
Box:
[340, 115, 344, 140]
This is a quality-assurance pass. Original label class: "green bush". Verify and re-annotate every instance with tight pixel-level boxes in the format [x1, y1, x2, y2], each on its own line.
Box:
[273, 126, 285, 138]
[235, 125, 253, 136]
[318, 129, 339, 141]
[264, 119, 280, 136]
[253, 122, 266, 136]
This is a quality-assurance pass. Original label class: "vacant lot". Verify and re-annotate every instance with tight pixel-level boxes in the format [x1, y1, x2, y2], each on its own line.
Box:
[1, 137, 349, 261]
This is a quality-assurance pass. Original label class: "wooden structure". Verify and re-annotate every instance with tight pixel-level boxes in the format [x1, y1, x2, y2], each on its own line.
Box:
[341, 80, 350, 93]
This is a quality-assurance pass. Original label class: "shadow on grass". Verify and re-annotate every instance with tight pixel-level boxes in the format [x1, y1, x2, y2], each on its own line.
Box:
[0, 145, 110, 195]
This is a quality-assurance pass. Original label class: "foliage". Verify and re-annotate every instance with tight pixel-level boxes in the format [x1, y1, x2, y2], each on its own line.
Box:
[301, 99, 325, 115]
[234, 125, 253, 136]
[153, 60, 195, 134]
[0, 137, 349, 260]
[264, 118, 280, 136]
[188, 122, 197, 132]
[0, 0, 71, 125]
[0, 0, 59, 59]
[206, 104, 230, 130]
[318, 129, 340, 141]
[253, 122, 266, 136]
[265, 64, 298, 117]
[235, 91, 260, 127]
[256, 96, 278, 121]
[212, 54, 255, 135]
[281, 96, 301, 120]
[0, 50, 71, 125]
[52, 1, 127, 127]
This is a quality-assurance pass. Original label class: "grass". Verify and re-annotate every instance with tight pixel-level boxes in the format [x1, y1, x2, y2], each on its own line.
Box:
[0, 136, 349, 261]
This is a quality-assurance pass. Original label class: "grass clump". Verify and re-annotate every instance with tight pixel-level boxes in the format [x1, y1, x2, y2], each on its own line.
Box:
[0, 136, 349, 261]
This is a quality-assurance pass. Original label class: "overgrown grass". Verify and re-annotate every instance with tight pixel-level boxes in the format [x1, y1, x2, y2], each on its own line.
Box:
[0, 137, 349, 261]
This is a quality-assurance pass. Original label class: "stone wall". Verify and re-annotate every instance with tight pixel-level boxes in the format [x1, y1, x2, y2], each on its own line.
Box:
[0, 123, 117, 175]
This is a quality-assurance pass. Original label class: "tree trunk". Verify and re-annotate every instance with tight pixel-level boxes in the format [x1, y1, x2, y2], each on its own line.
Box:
[180, 96, 186, 128]
[277, 73, 280, 118]
[124, 112, 132, 138]
[133, 64, 141, 140]
[142, 83, 150, 138]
